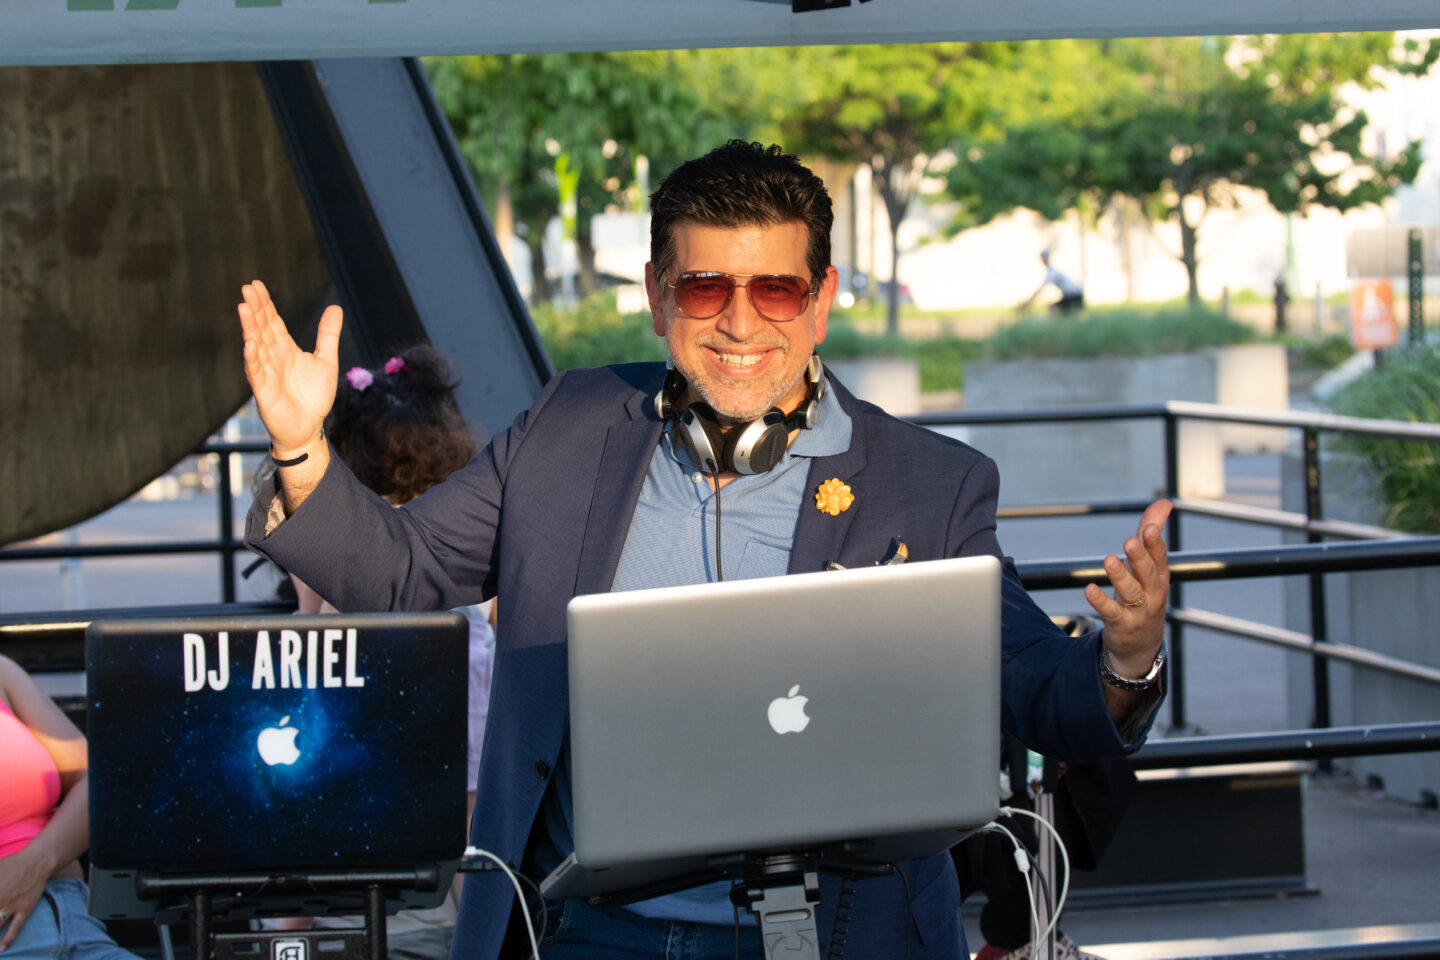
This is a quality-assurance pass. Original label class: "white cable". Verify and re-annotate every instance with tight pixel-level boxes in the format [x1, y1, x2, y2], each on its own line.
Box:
[982, 820, 1041, 953]
[463, 846, 541, 960]
[999, 805, 1071, 951]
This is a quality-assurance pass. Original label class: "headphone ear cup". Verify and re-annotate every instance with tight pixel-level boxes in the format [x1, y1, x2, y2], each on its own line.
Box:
[728, 411, 790, 475]
[655, 367, 685, 421]
[676, 406, 726, 473]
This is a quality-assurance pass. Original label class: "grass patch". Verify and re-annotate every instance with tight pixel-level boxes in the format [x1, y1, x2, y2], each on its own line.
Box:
[532, 293, 666, 371]
[820, 322, 979, 393]
[1325, 348, 1440, 534]
[984, 306, 1256, 360]
[1280, 332, 1356, 373]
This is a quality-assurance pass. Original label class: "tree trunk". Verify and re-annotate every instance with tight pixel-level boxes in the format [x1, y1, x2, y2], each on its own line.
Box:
[577, 224, 597, 297]
[1116, 200, 1135, 303]
[873, 165, 912, 339]
[1178, 209, 1200, 307]
[886, 215, 902, 337]
[493, 178, 516, 270]
[528, 234, 551, 306]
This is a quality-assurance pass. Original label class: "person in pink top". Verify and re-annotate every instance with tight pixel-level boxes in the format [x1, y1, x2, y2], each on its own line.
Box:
[0, 654, 140, 960]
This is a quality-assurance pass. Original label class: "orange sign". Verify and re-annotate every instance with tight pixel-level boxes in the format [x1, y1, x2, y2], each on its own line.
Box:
[1350, 279, 1398, 350]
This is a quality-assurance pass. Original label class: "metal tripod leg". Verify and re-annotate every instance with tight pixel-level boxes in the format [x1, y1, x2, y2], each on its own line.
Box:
[1035, 780, 1058, 960]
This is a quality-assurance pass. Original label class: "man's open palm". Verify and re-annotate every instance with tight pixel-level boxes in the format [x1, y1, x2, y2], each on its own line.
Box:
[237, 280, 343, 452]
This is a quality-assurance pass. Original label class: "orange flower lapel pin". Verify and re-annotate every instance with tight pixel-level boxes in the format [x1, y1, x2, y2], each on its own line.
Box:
[815, 478, 855, 516]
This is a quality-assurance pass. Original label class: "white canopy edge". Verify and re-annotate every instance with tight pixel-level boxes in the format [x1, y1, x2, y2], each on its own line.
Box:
[3, 0, 1439, 67]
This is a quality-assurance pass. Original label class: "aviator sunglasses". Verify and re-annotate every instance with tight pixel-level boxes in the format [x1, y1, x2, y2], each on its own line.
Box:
[666, 271, 817, 322]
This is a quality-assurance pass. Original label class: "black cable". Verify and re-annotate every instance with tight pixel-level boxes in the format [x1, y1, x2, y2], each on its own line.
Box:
[732, 879, 742, 960]
[1022, 844, 1057, 952]
[457, 857, 548, 955]
[825, 876, 858, 958]
[707, 457, 723, 581]
[520, 874, 549, 954]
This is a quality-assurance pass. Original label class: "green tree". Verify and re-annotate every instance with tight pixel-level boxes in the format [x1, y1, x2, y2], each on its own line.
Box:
[787, 44, 1019, 335]
[945, 34, 1436, 306]
[427, 52, 710, 303]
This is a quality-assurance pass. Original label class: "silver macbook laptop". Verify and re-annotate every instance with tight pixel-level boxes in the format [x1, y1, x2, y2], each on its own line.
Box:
[85, 611, 470, 920]
[542, 554, 1002, 901]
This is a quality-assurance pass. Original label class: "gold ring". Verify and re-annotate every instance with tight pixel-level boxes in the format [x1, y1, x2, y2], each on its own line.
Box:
[1125, 596, 1147, 608]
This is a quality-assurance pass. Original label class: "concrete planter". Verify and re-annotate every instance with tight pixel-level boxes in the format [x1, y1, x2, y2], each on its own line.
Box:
[826, 357, 922, 417]
[951, 344, 1288, 504]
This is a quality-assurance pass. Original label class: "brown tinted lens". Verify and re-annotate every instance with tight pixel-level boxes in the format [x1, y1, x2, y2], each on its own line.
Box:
[673, 273, 735, 318]
[748, 275, 810, 320]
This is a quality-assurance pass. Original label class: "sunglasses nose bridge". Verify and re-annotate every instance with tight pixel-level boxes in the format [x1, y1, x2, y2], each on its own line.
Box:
[714, 279, 771, 337]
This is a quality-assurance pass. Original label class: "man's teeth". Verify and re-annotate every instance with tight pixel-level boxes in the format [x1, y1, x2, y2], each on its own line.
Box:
[717, 352, 764, 367]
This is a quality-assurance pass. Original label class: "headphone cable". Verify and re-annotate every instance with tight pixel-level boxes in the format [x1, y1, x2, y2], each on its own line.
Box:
[707, 457, 723, 581]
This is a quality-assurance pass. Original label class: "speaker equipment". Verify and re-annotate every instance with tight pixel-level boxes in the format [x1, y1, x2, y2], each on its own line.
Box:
[654, 355, 825, 476]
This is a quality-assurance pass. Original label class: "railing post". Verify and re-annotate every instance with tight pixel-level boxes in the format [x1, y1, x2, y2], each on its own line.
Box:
[1164, 410, 1185, 730]
[216, 450, 237, 604]
[1303, 427, 1333, 771]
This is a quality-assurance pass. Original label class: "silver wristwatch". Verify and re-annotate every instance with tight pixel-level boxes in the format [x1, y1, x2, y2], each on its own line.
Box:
[1099, 643, 1166, 691]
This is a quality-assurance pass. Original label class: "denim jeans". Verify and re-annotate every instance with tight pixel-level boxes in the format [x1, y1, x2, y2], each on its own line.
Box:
[1, 878, 143, 960]
[533, 897, 764, 960]
[511, 865, 965, 960]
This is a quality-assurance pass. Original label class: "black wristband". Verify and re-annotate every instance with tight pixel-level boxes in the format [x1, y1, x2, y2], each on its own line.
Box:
[270, 448, 309, 468]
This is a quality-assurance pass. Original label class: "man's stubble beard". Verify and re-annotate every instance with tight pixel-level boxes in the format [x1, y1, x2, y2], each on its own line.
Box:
[668, 333, 806, 423]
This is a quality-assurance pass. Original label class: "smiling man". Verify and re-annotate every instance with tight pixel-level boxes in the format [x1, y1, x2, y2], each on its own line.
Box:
[241, 140, 1171, 960]
[650, 220, 830, 424]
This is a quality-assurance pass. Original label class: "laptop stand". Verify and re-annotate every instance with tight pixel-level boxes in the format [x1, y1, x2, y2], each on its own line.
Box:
[131, 865, 447, 960]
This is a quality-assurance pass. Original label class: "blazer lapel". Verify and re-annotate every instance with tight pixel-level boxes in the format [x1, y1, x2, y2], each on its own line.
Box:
[790, 380, 870, 574]
[575, 386, 664, 596]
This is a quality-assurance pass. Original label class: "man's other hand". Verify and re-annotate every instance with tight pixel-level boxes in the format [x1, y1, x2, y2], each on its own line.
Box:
[237, 279, 343, 457]
[1084, 498, 1172, 680]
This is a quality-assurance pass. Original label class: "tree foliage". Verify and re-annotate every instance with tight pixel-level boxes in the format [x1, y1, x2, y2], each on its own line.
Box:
[945, 34, 1436, 305]
[786, 43, 1019, 334]
[426, 52, 713, 302]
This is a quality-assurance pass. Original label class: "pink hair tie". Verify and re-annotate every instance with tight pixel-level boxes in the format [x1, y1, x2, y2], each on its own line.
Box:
[384, 356, 406, 375]
[346, 366, 374, 391]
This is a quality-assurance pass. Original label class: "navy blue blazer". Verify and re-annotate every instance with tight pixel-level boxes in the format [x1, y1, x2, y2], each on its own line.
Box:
[246, 362, 1147, 959]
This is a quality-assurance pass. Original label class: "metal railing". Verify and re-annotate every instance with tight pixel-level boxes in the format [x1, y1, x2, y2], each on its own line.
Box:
[6, 405, 1440, 725]
[0, 440, 269, 604]
[915, 400, 1440, 733]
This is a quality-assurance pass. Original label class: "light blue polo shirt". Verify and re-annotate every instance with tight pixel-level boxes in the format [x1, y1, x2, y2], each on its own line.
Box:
[538, 382, 852, 923]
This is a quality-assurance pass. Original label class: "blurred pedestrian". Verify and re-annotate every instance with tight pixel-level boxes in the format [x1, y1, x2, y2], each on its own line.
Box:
[1021, 250, 1085, 315]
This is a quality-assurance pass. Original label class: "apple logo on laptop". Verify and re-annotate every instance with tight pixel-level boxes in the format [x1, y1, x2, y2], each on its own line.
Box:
[257, 715, 301, 766]
[767, 685, 811, 734]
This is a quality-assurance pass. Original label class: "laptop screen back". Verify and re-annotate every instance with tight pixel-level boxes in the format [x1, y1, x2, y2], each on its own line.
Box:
[86, 611, 469, 873]
[564, 555, 1002, 874]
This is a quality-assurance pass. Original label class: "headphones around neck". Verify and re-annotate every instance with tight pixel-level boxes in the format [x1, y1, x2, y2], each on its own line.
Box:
[654, 354, 825, 476]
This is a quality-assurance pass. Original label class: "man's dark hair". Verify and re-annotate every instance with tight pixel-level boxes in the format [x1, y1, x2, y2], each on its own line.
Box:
[649, 140, 833, 288]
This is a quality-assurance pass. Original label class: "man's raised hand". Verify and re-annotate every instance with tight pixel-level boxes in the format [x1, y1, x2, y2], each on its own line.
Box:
[1084, 498, 1172, 679]
[237, 280, 343, 457]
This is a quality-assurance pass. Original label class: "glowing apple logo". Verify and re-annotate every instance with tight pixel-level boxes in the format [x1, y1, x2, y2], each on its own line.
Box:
[257, 715, 301, 766]
[767, 685, 811, 735]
